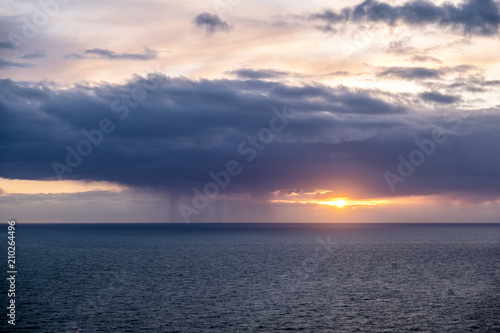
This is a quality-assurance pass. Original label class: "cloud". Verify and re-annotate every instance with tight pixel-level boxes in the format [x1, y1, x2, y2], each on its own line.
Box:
[227, 68, 351, 80]
[66, 47, 157, 61]
[194, 12, 231, 34]
[20, 50, 46, 60]
[424, 74, 500, 93]
[310, 0, 500, 36]
[377, 65, 476, 80]
[0, 190, 171, 223]
[410, 55, 442, 64]
[227, 68, 288, 79]
[385, 39, 417, 55]
[0, 58, 33, 69]
[420, 91, 460, 104]
[0, 41, 14, 49]
[0, 74, 499, 203]
[378, 67, 443, 79]
[483, 80, 500, 86]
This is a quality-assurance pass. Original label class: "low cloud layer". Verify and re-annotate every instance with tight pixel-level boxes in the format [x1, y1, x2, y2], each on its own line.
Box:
[1, 74, 499, 203]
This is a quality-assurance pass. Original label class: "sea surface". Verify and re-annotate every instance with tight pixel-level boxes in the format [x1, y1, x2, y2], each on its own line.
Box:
[2, 223, 500, 332]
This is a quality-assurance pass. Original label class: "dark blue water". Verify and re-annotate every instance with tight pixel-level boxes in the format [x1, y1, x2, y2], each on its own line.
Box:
[2, 223, 500, 332]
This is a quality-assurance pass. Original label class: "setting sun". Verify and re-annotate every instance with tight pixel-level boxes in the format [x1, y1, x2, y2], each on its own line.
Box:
[333, 199, 346, 208]
[319, 198, 347, 208]
[270, 191, 396, 209]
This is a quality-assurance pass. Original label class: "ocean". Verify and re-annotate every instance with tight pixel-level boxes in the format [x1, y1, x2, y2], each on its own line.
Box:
[2, 223, 500, 332]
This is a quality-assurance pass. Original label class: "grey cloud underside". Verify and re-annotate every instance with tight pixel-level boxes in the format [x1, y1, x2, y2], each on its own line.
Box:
[227, 69, 289, 80]
[66, 47, 157, 61]
[378, 67, 442, 79]
[422, 74, 500, 93]
[0, 41, 15, 49]
[0, 57, 33, 69]
[377, 65, 477, 80]
[420, 91, 460, 104]
[227, 68, 351, 80]
[20, 50, 46, 60]
[410, 55, 443, 64]
[194, 13, 231, 34]
[310, 0, 500, 36]
[1, 74, 499, 201]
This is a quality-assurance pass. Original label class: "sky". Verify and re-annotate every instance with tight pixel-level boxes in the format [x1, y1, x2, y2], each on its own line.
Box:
[1, 0, 500, 223]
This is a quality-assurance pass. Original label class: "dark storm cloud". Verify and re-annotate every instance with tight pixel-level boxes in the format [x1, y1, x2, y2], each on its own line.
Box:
[1, 74, 499, 201]
[66, 47, 157, 61]
[420, 91, 460, 104]
[0, 58, 33, 69]
[310, 0, 500, 36]
[193, 13, 231, 34]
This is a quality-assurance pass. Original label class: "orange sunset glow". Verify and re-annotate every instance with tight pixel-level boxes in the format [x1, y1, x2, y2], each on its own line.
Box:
[268, 187, 434, 209]
[270, 197, 390, 208]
